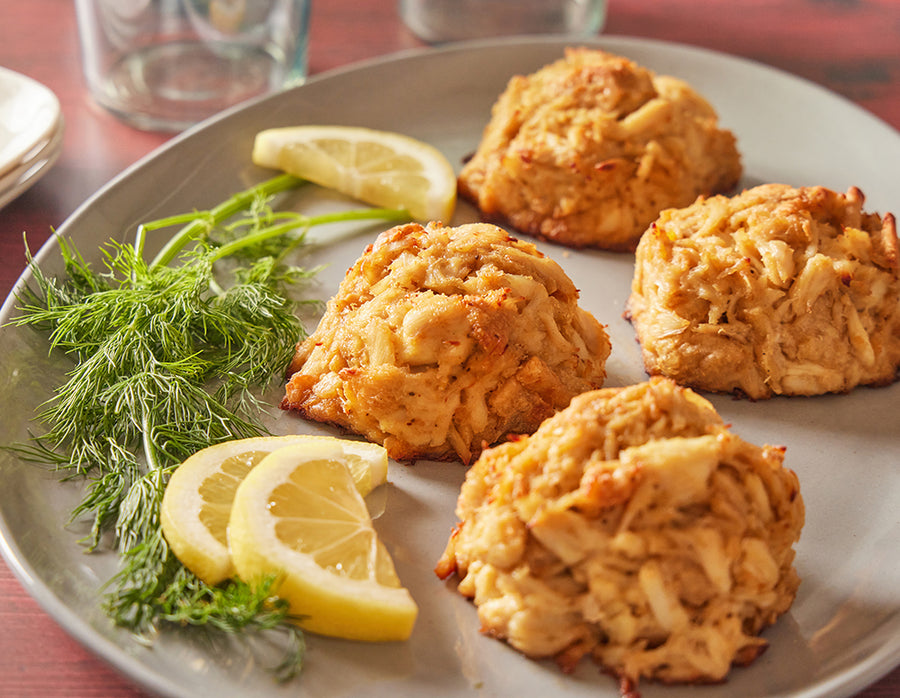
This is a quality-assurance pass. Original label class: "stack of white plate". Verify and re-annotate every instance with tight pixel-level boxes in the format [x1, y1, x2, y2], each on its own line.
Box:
[0, 66, 63, 210]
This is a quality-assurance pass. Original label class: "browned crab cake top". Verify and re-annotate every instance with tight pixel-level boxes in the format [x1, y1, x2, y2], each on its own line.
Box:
[436, 377, 805, 688]
[282, 221, 611, 463]
[627, 183, 899, 398]
[458, 48, 742, 251]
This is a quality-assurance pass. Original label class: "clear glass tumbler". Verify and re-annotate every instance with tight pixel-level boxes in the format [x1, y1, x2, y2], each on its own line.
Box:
[75, 0, 311, 132]
[399, 0, 607, 43]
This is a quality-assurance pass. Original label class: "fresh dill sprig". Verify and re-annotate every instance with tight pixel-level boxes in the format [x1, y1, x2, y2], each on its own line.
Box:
[7, 174, 407, 677]
[106, 527, 305, 680]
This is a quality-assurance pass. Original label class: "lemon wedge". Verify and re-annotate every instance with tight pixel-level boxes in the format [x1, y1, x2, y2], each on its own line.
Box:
[252, 125, 457, 222]
[160, 434, 388, 586]
[228, 442, 418, 642]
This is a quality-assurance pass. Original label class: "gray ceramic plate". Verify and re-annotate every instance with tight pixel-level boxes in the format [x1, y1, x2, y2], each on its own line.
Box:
[1, 36, 898, 698]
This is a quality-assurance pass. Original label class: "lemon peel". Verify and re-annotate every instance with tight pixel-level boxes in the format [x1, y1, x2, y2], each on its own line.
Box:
[252, 125, 456, 222]
[160, 434, 387, 585]
[228, 443, 418, 641]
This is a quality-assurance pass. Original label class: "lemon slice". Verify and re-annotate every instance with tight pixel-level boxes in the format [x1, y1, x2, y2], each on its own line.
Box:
[228, 442, 418, 642]
[252, 125, 457, 222]
[160, 434, 388, 586]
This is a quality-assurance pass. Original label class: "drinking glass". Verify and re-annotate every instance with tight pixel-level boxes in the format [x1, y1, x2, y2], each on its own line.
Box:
[399, 0, 606, 43]
[75, 0, 311, 132]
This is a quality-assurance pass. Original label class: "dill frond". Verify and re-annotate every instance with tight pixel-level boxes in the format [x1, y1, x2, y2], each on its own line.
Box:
[6, 174, 408, 680]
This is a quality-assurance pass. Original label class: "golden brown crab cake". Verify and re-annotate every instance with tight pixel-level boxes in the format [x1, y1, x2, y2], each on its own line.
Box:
[436, 377, 804, 689]
[458, 48, 742, 251]
[281, 221, 611, 463]
[626, 183, 900, 399]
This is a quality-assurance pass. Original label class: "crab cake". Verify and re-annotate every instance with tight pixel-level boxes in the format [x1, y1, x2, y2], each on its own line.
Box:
[458, 48, 742, 251]
[627, 183, 900, 399]
[281, 221, 611, 463]
[436, 377, 804, 689]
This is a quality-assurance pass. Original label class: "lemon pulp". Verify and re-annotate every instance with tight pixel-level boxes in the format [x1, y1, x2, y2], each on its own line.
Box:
[228, 443, 418, 642]
[252, 125, 457, 222]
[160, 434, 387, 585]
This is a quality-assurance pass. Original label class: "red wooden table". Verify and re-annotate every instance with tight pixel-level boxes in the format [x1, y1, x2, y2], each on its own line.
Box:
[1, 1, 898, 695]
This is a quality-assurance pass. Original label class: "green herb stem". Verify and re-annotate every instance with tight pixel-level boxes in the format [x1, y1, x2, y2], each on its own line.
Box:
[148, 173, 304, 270]
[10, 173, 412, 677]
[209, 207, 408, 262]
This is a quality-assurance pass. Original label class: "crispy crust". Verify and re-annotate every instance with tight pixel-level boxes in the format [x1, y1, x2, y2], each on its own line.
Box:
[458, 48, 742, 251]
[281, 221, 611, 463]
[626, 183, 900, 398]
[436, 377, 804, 687]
